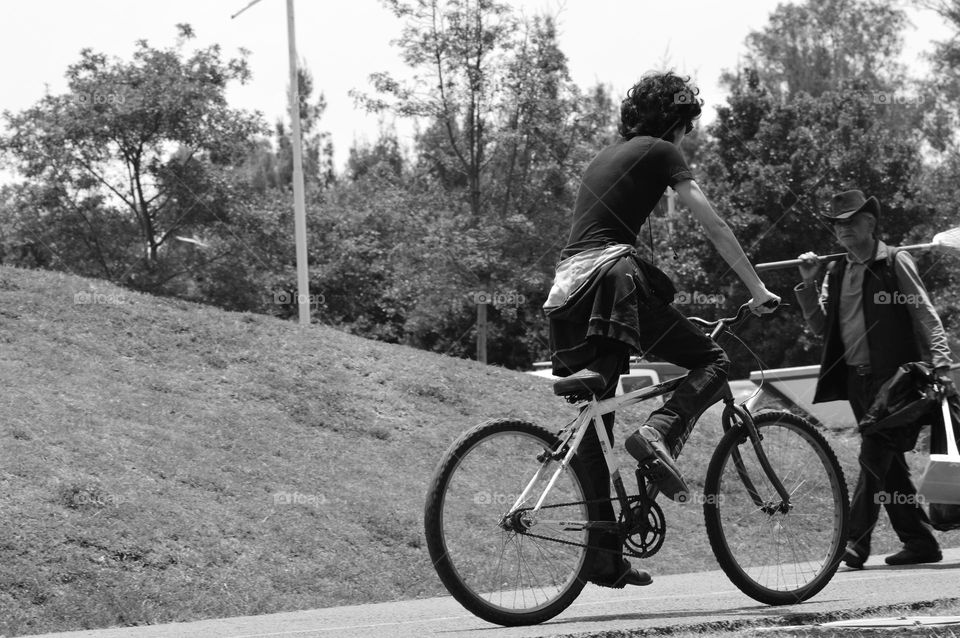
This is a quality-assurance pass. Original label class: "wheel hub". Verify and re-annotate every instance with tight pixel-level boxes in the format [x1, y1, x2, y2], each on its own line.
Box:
[500, 509, 533, 533]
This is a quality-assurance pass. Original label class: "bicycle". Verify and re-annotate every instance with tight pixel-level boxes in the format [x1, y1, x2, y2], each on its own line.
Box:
[424, 302, 850, 626]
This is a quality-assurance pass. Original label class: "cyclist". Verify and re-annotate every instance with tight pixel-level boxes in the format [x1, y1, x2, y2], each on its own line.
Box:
[544, 71, 779, 587]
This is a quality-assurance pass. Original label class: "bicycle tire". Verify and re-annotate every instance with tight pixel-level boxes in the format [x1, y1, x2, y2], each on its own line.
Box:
[703, 410, 849, 605]
[424, 419, 591, 626]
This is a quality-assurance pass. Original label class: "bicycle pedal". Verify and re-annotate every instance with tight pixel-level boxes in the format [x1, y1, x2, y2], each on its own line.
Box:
[637, 459, 666, 479]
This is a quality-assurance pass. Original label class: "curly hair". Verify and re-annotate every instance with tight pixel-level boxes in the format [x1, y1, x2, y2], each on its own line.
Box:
[618, 72, 703, 140]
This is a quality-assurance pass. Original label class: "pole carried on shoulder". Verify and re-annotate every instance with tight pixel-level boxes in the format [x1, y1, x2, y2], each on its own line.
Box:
[755, 227, 960, 272]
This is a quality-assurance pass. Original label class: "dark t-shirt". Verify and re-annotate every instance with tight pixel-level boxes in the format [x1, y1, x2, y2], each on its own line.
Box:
[561, 136, 693, 259]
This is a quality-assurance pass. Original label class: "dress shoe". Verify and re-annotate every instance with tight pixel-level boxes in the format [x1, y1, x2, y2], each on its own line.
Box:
[586, 557, 652, 588]
[625, 426, 689, 501]
[884, 547, 942, 566]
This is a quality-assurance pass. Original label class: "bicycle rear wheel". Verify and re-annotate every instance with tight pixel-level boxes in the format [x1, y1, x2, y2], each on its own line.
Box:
[704, 410, 849, 605]
[424, 419, 591, 626]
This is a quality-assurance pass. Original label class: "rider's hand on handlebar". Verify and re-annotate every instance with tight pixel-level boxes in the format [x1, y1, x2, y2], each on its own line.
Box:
[748, 286, 781, 316]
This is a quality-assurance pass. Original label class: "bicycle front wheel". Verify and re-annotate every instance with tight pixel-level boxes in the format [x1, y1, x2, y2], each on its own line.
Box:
[704, 410, 849, 605]
[424, 419, 591, 626]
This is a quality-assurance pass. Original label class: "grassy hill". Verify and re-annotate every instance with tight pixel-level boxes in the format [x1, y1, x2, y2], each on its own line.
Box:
[0, 265, 948, 636]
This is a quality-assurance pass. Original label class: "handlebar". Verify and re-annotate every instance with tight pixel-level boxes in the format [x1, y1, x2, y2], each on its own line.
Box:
[688, 299, 781, 339]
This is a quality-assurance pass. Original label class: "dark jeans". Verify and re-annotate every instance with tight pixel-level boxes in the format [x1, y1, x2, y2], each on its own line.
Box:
[579, 298, 730, 529]
[846, 368, 939, 558]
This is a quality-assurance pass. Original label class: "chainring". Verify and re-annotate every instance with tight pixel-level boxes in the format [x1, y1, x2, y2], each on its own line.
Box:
[620, 499, 666, 558]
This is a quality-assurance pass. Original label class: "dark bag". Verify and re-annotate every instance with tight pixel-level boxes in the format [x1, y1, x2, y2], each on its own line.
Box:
[929, 502, 960, 531]
[859, 362, 939, 436]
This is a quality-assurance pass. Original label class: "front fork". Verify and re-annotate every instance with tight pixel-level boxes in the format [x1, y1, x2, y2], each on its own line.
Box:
[721, 399, 793, 514]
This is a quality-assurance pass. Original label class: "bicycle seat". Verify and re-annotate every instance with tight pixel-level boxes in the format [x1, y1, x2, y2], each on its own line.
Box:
[553, 369, 607, 398]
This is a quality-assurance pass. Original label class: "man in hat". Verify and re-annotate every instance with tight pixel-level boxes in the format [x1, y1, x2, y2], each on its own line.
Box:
[795, 189, 952, 568]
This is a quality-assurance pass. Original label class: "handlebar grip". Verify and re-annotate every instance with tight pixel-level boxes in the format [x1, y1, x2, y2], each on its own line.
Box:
[759, 298, 780, 310]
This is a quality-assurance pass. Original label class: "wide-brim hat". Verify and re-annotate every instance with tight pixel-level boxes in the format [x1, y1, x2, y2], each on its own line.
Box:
[821, 189, 881, 221]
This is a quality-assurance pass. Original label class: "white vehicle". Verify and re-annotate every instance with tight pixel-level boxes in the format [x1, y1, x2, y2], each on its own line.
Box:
[528, 359, 789, 414]
[527, 357, 687, 397]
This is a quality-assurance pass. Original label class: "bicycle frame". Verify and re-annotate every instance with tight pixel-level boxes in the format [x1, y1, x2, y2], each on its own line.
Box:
[508, 371, 794, 529]
[505, 376, 673, 522]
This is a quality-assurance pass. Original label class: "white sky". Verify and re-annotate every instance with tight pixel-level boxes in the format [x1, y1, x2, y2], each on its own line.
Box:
[0, 0, 952, 173]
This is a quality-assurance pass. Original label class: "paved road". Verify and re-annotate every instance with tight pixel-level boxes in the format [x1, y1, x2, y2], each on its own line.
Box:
[25, 548, 960, 638]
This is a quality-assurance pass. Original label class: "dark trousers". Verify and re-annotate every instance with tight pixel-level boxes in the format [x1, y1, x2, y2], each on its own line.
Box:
[846, 368, 939, 558]
[579, 298, 729, 528]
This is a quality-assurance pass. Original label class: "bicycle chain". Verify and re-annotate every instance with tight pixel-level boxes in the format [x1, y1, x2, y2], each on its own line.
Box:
[510, 495, 659, 559]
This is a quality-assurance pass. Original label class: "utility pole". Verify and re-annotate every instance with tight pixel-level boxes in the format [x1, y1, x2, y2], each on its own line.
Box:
[286, 0, 310, 325]
[477, 301, 487, 364]
[232, 0, 311, 325]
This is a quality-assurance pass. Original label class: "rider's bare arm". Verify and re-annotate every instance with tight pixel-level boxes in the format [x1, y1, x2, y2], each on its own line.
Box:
[673, 179, 778, 310]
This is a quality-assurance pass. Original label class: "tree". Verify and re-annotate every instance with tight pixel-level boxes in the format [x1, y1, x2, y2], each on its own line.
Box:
[345, 128, 406, 182]
[275, 65, 336, 190]
[360, 0, 517, 219]
[683, 68, 930, 375]
[910, 1, 960, 152]
[734, 0, 907, 98]
[1, 24, 264, 286]
[351, 1, 620, 367]
[242, 66, 335, 194]
[638, 0, 934, 377]
[0, 179, 140, 278]
[903, 0, 960, 351]
[307, 140, 418, 340]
